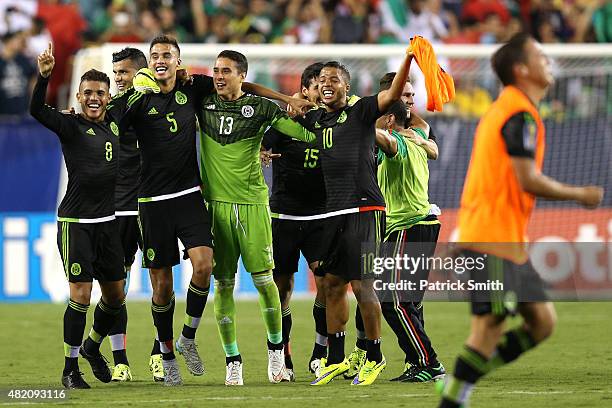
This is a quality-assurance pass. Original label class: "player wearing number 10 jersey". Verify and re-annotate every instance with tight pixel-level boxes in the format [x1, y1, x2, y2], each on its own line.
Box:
[197, 50, 315, 386]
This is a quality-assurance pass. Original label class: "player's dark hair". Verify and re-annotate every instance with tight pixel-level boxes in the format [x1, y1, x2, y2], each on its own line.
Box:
[491, 32, 532, 86]
[112, 47, 148, 69]
[217, 50, 248, 74]
[378, 72, 411, 91]
[150, 34, 180, 55]
[322, 61, 351, 83]
[385, 100, 407, 127]
[301, 62, 324, 89]
[80, 69, 110, 88]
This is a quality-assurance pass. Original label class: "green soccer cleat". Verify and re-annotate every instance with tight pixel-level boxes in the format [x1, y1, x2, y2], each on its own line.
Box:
[344, 346, 366, 379]
[149, 354, 164, 382]
[310, 358, 350, 386]
[403, 363, 445, 383]
[111, 363, 133, 382]
[351, 357, 386, 386]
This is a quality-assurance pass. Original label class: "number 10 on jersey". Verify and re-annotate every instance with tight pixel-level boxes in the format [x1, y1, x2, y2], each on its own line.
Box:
[323, 128, 333, 149]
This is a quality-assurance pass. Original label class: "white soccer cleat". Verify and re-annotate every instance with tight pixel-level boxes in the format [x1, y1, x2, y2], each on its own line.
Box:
[310, 358, 322, 378]
[268, 349, 289, 383]
[176, 337, 204, 376]
[162, 358, 183, 386]
[225, 361, 244, 386]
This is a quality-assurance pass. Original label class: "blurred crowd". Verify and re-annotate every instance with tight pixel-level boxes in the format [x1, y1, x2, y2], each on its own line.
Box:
[0, 0, 610, 116]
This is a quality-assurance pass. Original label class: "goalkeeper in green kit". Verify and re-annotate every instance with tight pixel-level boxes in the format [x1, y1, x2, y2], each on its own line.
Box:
[198, 50, 315, 386]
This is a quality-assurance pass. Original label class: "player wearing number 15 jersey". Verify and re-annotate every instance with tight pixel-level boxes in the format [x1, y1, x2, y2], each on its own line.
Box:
[197, 50, 315, 386]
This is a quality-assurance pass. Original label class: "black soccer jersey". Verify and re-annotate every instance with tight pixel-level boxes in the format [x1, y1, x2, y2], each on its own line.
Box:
[263, 127, 326, 216]
[114, 125, 139, 212]
[298, 95, 385, 212]
[30, 74, 120, 221]
[110, 74, 215, 200]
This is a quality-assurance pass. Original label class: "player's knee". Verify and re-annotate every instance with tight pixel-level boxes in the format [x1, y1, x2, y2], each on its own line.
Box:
[69, 282, 92, 304]
[531, 305, 557, 343]
[192, 261, 212, 286]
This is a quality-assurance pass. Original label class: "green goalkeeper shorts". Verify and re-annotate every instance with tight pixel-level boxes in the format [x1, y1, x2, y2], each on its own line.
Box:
[209, 201, 274, 279]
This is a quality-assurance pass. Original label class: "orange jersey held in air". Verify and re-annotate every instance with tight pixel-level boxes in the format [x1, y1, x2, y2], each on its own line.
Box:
[457, 85, 546, 263]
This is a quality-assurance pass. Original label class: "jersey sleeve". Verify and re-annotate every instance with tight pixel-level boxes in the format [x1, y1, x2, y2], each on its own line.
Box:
[294, 108, 321, 131]
[353, 95, 382, 125]
[192, 74, 215, 98]
[263, 127, 283, 150]
[386, 131, 408, 161]
[501, 111, 536, 158]
[29, 74, 76, 142]
[271, 116, 316, 143]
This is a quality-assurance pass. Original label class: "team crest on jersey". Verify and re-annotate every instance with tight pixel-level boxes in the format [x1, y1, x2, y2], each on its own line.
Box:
[337, 111, 348, 124]
[70, 263, 81, 276]
[147, 248, 155, 261]
[110, 121, 119, 136]
[241, 105, 254, 118]
[175, 91, 187, 105]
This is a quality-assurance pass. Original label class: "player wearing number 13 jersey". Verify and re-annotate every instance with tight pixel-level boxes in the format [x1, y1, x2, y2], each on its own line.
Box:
[197, 50, 315, 385]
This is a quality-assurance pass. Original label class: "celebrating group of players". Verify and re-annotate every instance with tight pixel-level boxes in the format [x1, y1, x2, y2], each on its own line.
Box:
[31, 31, 603, 408]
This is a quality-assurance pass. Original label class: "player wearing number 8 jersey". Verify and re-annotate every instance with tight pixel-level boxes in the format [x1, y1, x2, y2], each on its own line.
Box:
[197, 50, 315, 385]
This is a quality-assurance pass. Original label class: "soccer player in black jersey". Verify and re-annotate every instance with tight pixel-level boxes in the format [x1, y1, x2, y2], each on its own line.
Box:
[30, 43, 126, 389]
[263, 62, 331, 380]
[94, 47, 147, 383]
[301, 50, 414, 386]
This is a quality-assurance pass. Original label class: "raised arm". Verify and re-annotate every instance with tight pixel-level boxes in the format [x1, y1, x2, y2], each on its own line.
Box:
[377, 50, 413, 113]
[243, 82, 316, 115]
[30, 42, 73, 137]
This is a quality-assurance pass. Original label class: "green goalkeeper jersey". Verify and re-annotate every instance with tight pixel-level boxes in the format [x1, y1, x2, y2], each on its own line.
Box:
[377, 127, 432, 237]
[198, 93, 315, 204]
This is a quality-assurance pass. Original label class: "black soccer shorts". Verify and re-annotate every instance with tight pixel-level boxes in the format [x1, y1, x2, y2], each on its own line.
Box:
[272, 217, 333, 277]
[116, 215, 143, 268]
[319, 210, 386, 282]
[463, 250, 549, 317]
[57, 219, 126, 283]
[138, 191, 213, 268]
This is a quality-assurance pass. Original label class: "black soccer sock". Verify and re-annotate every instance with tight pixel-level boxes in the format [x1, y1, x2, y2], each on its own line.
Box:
[327, 331, 346, 365]
[83, 299, 123, 356]
[366, 338, 382, 363]
[151, 336, 161, 356]
[151, 293, 176, 360]
[355, 306, 367, 350]
[181, 282, 209, 339]
[312, 300, 327, 359]
[63, 300, 89, 374]
[281, 307, 293, 369]
[488, 327, 537, 371]
[439, 346, 490, 408]
[226, 354, 242, 365]
[109, 303, 129, 365]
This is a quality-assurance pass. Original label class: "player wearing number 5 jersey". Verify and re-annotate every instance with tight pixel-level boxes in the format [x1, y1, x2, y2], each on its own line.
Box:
[197, 50, 315, 386]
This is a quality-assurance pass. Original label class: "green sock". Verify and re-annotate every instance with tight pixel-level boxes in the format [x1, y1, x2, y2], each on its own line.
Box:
[252, 271, 282, 344]
[214, 278, 239, 357]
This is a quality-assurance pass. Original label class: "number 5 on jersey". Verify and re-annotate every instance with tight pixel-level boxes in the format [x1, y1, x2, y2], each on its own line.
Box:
[166, 112, 178, 133]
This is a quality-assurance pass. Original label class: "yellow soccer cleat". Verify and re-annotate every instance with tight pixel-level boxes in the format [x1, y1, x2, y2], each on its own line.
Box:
[351, 357, 386, 386]
[149, 354, 164, 382]
[310, 358, 349, 386]
[111, 363, 133, 382]
[344, 346, 366, 379]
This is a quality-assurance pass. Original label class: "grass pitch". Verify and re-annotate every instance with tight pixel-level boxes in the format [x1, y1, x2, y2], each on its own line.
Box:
[1, 300, 611, 407]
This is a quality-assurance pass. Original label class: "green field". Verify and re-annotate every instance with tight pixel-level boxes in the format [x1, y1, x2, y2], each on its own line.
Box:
[1, 300, 611, 407]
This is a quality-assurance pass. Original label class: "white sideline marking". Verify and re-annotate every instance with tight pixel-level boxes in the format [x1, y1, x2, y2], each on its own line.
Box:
[3, 389, 611, 406]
